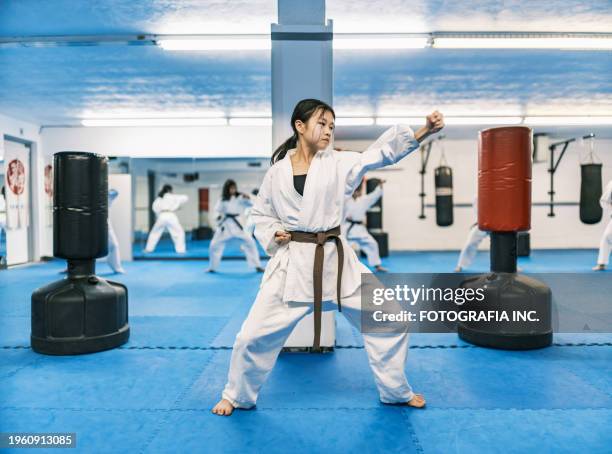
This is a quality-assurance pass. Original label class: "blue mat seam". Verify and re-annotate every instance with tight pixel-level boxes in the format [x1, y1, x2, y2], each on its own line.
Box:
[2, 406, 611, 412]
[137, 349, 220, 454]
[400, 408, 425, 453]
[4, 343, 612, 350]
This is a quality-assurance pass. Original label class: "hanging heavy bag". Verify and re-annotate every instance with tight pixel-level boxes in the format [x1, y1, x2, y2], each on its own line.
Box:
[579, 136, 603, 224]
[435, 165, 453, 226]
[580, 163, 603, 224]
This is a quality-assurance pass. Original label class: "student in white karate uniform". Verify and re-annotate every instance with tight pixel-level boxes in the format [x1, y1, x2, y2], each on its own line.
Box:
[106, 189, 125, 273]
[144, 185, 188, 254]
[342, 179, 387, 272]
[212, 99, 444, 416]
[207, 180, 263, 273]
[243, 188, 259, 237]
[593, 179, 612, 271]
[455, 196, 488, 272]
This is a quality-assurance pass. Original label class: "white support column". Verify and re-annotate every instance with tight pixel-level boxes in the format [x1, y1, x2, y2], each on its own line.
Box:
[271, 0, 333, 148]
[271, 0, 336, 349]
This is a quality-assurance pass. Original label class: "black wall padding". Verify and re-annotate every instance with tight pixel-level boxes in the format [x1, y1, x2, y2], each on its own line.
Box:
[517, 231, 531, 257]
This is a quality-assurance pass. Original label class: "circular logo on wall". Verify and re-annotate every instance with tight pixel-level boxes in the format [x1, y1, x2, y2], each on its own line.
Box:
[44, 164, 53, 196]
[7, 159, 26, 195]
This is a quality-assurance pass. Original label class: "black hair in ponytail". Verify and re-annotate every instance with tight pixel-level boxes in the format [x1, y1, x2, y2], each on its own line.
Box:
[158, 184, 173, 198]
[271, 98, 335, 165]
[222, 179, 237, 201]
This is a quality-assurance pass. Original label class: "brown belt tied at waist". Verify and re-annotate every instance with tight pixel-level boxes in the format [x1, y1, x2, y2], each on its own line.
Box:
[290, 225, 344, 351]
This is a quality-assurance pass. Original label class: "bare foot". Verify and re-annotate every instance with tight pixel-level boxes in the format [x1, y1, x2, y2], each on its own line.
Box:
[593, 264, 606, 271]
[211, 398, 235, 416]
[454, 266, 462, 272]
[375, 265, 388, 273]
[407, 393, 426, 408]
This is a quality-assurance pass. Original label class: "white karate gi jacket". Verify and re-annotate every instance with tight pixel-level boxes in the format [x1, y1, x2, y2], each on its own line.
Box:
[250, 125, 419, 303]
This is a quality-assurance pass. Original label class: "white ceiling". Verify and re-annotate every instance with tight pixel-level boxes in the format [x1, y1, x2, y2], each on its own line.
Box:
[0, 0, 611, 138]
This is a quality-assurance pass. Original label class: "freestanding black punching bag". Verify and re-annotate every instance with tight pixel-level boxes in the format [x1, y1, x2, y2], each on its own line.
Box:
[580, 163, 603, 224]
[435, 166, 453, 226]
[458, 127, 552, 350]
[31, 152, 129, 355]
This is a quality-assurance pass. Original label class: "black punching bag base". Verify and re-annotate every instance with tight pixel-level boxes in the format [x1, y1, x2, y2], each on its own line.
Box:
[457, 273, 553, 350]
[458, 325, 552, 350]
[31, 273, 129, 355]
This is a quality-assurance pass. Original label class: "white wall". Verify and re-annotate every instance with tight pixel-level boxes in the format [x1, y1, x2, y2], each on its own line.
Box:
[6, 118, 610, 260]
[41, 125, 272, 158]
[0, 113, 50, 262]
[337, 137, 612, 250]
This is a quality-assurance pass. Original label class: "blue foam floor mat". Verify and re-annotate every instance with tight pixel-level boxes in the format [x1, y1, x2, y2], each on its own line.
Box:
[1, 252, 611, 452]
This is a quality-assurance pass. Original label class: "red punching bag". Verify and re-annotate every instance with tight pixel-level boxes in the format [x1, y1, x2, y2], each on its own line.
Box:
[478, 127, 531, 233]
[459, 126, 552, 350]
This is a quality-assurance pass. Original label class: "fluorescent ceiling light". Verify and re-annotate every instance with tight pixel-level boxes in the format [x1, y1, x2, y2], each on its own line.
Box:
[157, 37, 270, 51]
[229, 117, 273, 126]
[524, 116, 612, 126]
[434, 37, 612, 50]
[231, 111, 271, 118]
[376, 117, 424, 125]
[81, 118, 228, 127]
[378, 116, 522, 126]
[334, 36, 428, 50]
[335, 117, 375, 126]
[81, 111, 226, 119]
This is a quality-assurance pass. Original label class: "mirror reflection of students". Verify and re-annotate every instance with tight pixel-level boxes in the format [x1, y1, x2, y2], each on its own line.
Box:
[144, 185, 189, 254]
[207, 180, 264, 273]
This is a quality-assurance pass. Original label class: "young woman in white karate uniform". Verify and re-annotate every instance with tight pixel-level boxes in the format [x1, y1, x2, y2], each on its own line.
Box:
[212, 99, 444, 416]
[342, 179, 387, 272]
[207, 180, 264, 273]
[144, 185, 189, 254]
[593, 179, 612, 270]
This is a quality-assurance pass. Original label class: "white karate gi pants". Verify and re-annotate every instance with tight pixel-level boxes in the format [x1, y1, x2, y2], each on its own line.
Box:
[346, 225, 382, 267]
[457, 224, 489, 269]
[208, 225, 261, 270]
[107, 221, 124, 272]
[221, 266, 415, 408]
[597, 217, 612, 266]
[144, 212, 186, 253]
